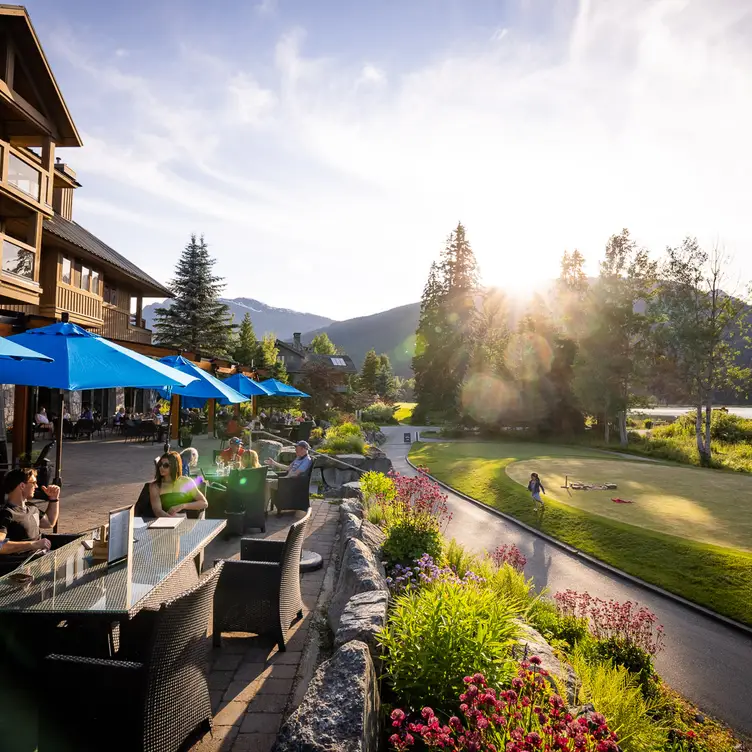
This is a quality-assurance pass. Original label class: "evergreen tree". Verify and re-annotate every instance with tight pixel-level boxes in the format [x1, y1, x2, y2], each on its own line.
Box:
[259, 333, 288, 383]
[375, 354, 397, 402]
[233, 313, 259, 366]
[360, 349, 381, 394]
[153, 235, 233, 355]
[310, 332, 338, 355]
[413, 223, 479, 418]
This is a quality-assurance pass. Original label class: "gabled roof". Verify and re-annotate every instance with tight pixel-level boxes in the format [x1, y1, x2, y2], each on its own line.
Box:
[308, 353, 357, 373]
[44, 213, 172, 297]
[0, 5, 82, 146]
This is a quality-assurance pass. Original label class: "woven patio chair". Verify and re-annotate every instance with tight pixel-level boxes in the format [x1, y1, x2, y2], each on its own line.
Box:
[39, 564, 222, 752]
[226, 466, 269, 533]
[273, 464, 313, 515]
[213, 508, 310, 651]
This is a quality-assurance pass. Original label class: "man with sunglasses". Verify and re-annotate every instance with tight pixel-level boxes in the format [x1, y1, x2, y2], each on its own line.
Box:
[0, 468, 61, 559]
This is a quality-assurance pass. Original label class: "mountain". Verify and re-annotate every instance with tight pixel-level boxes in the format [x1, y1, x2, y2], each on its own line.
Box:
[302, 302, 420, 378]
[142, 298, 334, 340]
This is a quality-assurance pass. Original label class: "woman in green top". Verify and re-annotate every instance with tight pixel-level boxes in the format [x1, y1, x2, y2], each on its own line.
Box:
[150, 451, 208, 518]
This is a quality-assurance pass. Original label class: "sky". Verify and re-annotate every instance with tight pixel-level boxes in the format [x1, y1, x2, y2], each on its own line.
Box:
[24, 0, 752, 320]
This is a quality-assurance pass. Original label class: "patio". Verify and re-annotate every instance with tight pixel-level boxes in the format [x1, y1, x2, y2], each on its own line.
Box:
[21, 432, 340, 752]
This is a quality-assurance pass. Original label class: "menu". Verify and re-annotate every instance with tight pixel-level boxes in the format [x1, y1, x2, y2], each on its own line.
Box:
[108, 505, 135, 566]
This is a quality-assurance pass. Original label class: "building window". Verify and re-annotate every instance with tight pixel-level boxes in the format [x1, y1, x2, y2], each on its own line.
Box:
[80, 265, 90, 291]
[331, 357, 347, 367]
[91, 270, 100, 295]
[104, 284, 117, 305]
[2, 239, 34, 279]
[8, 153, 41, 200]
[61, 256, 71, 284]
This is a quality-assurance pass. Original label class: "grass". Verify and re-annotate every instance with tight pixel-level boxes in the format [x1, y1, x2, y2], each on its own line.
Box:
[408, 440, 752, 626]
[394, 402, 416, 424]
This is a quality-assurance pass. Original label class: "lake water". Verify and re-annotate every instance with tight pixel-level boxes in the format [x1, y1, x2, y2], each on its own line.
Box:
[631, 406, 752, 419]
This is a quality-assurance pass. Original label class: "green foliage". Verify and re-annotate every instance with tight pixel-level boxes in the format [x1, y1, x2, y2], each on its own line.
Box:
[360, 470, 396, 506]
[528, 600, 591, 652]
[232, 313, 259, 366]
[655, 410, 752, 443]
[309, 427, 324, 445]
[382, 519, 443, 568]
[378, 578, 519, 711]
[570, 650, 668, 752]
[443, 537, 485, 578]
[309, 332, 338, 355]
[359, 349, 381, 394]
[319, 422, 366, 454]
[361, 402, 397, 424]
[153, 234, 234, 355]
[591, 638, 658, 698]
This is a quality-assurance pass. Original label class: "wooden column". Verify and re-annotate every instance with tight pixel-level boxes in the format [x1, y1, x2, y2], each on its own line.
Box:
[135, 296, 143, 327]
[208, 399, 215, 436]
[252, 396, 257, 418]
[170, 395, 180, 441]
[41, 137, 55, 205]
[12, 386, 29, 461]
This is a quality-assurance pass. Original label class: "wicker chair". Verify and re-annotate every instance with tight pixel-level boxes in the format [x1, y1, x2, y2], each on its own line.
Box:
[227, 466, 269, 533]
[39, 565, 222, 752]
[213, 508, 311, 651]
[274, 464, 313, 515]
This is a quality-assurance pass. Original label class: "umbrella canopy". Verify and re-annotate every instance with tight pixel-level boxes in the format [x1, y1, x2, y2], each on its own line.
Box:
[217, 373, 272, 404]
[259, 378, 310, 398]
[2, 322, 196, 390]
[0, 335, 53, 362]
[157, 356, 247, 404]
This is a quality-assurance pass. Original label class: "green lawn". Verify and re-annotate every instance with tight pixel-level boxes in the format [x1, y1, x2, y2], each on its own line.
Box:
[409, 440, 752, 626]
[394, 402, 417, 424]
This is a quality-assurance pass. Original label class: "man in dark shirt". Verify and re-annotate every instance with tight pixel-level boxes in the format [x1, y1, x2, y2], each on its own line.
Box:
[0, 468, 61, 557]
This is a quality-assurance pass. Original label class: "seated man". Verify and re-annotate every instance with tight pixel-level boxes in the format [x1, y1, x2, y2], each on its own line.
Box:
[0, 468, 61, 562]
[220, 437, 245, 463]
[264, 441, 313, 513]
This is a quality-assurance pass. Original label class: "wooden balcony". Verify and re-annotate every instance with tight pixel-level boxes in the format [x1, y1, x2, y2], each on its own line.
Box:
[0, 140, 53, 217]
[39, 283, 103, 326]
[100, 305, 153, 345]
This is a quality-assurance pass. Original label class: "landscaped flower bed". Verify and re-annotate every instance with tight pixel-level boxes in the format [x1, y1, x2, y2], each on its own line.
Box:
[358, 468, 744, 752]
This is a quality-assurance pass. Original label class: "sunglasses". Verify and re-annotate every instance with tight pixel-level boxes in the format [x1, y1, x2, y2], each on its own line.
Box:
[159, 461, 171, 469]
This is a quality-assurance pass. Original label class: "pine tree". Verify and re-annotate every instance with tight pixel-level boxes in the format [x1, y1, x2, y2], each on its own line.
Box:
[153, 235, 233, 355]
[259, 333, 288, 383]
[375, 353, 397, 402]
[360, 349, 381, 394]
[310, 332, 337, 355]
[233, 313, 259, 366]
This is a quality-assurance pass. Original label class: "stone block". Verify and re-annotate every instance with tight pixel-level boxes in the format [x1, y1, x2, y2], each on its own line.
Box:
[252, 440, 283, 465]
[273, 641, 380, 752]
[338, 512, 362, 564]
[342, 481, 363, 500]
[515, 620, 577, 702]
[328, 539, 387, 633]
[334, 590, 389, 662]
[340, 500, 364, 519]
[358, 520, 386, 555]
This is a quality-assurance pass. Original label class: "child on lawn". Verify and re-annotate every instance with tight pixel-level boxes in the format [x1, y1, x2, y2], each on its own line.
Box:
[527, 472, 545, 510]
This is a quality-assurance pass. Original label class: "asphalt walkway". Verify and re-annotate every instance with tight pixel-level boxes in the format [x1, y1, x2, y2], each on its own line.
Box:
[381, 426, 752, 737]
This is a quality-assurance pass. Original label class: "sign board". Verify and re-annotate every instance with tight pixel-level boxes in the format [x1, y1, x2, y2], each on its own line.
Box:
[403, 432, 412, 443]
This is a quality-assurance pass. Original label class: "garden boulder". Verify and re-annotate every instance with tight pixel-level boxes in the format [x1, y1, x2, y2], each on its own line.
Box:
[338, 512, 363, 564]
[252, 439, 283, 465]
[328, 538, 388, 632]
[515, 620, 577, 703]
[339, 499, 364, 519]
[358, 520, 386, 555]
[342, 481, 363, 500]
[334, 591, 389, 663]
[273, 640, 380, 752]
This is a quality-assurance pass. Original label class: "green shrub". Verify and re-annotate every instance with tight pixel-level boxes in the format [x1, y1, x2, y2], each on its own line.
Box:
[320, 422, 366, 454]
[654, 409, 752, 443]
[329, 421, 362, 437]
[361, 402, 397, 424]
[443, 537, 486, 578]
[378, 579, 519, 711]
[382, 518, 443, 568]
[570, 649, 668, 752]
[643, 419, 653, 430]
[360, 471, 395, 506]
[309, 427, 324, 445]
[359, 421, 381, 435]
[591, 637, 658, 698]
[529, 600, 591, 651]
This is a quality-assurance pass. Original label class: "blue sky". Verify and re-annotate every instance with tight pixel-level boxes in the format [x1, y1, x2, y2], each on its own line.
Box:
[24, 0, 752, 320]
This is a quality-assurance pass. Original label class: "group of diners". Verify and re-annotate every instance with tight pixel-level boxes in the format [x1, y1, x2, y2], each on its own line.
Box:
[0, 439, 313, 571]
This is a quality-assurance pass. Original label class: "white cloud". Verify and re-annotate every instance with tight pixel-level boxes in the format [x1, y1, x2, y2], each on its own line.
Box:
[49, 0, 752, 318]
[255, 0, 277, 17]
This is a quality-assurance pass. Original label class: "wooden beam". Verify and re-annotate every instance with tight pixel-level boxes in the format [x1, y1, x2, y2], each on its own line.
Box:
[170, 395, 180, 441]
[12, 385, 29, 460]
[41, 136, 54, 205]
[3, 34, 14, 89]
[208, 399, 215, 435]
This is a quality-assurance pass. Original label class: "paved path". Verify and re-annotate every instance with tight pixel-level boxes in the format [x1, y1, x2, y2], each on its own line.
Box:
[383, 426, 752, 737]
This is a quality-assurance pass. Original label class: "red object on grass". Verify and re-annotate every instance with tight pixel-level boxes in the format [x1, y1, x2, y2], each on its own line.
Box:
[612, 497, 634, 504]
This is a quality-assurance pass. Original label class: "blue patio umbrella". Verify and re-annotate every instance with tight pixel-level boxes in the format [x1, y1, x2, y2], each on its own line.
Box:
[1, 320, 197, 494]
[0, 335, 53, 362]
[157, 356, 249, 449]
[258, 378, 310, 398]
[216, 372, 272, 405]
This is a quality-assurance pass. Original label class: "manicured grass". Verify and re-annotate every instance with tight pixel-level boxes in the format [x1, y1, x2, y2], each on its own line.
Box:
[506, 457, 752, 552]
[409, 440, 752, 626]
[394, 402, 417, 424]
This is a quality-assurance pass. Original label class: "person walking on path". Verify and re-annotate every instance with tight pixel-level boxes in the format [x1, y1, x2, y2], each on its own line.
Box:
[527, 472, 545, 510]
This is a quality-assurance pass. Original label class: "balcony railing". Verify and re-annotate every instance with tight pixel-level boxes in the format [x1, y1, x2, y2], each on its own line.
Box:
[101, 306, 152, 344]
[2, 237, 35, 280]
[56, 285, 103, 323]
[7, 151, 41, 201]
[0, 142, 51, 212]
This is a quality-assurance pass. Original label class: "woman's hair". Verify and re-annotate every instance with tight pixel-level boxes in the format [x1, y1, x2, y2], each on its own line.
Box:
[154, 451, 182, 485]
[530, 472, 539, 480]
[180, 447, 199, 467]
[241, 449, 260, 469]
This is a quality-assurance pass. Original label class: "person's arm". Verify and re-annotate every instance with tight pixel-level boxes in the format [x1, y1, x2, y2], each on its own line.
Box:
[149, 482, 171, 518]
[169, 479, 208, 514]
[38, 485, 61, 529]
[264, 457, 287, 471]
[540, 481, 545, 494]
[0, 530, 50, 555]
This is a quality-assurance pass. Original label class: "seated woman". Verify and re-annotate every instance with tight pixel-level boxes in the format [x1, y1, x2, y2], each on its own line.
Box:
[240, 449, 261, 469]
[180, 447, 199, 476]
[149, 451, 208, 518]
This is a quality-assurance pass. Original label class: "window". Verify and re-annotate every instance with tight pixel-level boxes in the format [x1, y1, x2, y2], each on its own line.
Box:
[80, 265, 90, 291]
[7, 153, 40, 200]
[61, 256, 71, 284]
[91, 270, 100, 295]
[330, 357, 347, 367]
[2, 239, 34, 279]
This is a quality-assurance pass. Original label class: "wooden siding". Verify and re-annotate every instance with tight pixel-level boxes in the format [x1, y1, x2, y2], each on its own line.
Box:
[100, 305, 152, 344]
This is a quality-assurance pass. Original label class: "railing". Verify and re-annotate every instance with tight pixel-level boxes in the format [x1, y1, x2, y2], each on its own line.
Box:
[2, 236, 35, 280]
[101, 306, 152, 344]
[56, 285, 103, 323]
[7, 151, 40, 201]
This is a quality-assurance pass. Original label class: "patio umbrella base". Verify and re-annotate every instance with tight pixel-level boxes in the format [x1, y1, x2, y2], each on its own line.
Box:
[300, 549, 322, 572]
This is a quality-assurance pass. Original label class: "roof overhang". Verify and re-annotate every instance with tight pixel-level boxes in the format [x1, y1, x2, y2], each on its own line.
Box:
[0, 5, 82, 147]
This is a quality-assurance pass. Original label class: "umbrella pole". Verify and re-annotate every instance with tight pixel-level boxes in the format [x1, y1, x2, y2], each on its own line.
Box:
[53, 389, 64, 533]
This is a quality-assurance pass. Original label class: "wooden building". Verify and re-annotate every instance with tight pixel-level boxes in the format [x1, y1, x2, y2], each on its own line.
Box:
[275, 333, 357, 392]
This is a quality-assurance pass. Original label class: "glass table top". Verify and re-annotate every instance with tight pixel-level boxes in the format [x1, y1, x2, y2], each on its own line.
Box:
[0, 518, 225, 616]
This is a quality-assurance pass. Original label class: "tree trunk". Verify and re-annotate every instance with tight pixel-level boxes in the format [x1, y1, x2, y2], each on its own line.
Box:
[618, 411, 628, 447]
[604, 417, 610, 444]
[695, 404, 710, 467]
[704, 398, 713, 466]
